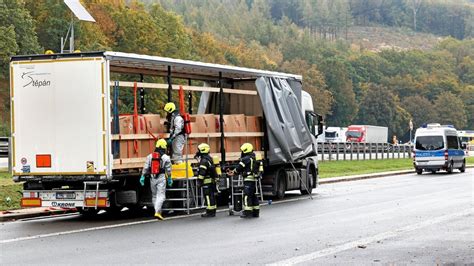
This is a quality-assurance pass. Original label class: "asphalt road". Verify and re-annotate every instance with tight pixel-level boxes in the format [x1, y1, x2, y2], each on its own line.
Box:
[1, 169, 472, 264]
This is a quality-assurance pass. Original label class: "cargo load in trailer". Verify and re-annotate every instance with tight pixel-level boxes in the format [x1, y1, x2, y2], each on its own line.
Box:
[10, 51, 324, 215]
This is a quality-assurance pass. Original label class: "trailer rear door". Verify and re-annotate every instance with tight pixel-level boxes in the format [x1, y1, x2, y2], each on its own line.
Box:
[10, 57, 108, 176]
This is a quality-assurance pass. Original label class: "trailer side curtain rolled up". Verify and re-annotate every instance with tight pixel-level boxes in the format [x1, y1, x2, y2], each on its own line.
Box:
[256, 77, 315, 165]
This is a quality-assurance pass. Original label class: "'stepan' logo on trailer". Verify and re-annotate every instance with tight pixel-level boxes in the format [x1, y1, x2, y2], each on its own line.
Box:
[21, 71, 52, 88]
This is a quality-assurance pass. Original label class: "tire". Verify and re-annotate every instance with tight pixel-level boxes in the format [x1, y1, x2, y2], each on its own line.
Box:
[300, 165, 315, 195]
[127, 204, 144, 215]
[107, 206, 124, 217]
[447, 161, 454, 174]
[276, 171, 286, 200]
[78, 208, 98, 217]
[431, 170, 436, 174]
[459, 160, 466, 173]
[416, 168, 423, 175]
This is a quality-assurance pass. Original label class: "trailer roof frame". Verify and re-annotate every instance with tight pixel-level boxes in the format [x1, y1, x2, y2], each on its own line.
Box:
[11, 51, 303, 81]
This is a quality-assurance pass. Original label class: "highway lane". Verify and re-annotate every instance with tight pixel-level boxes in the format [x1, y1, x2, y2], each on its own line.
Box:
[1, 169, 472, 264]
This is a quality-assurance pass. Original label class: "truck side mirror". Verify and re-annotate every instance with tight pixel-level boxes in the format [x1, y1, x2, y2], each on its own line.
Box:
[316, 114, 324, 137]
[317, 114, 323, 123]
[317, 124, 323, 137]
[305, 111, 324, 137]
[461, 143, 467, 150]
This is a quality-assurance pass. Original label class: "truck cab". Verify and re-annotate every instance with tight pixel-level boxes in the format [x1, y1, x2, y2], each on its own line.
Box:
[301, 91, 323, 141]
[346, 125, 388, 143]
[346, 126, 364, 142]
[325, 127, 347, 142]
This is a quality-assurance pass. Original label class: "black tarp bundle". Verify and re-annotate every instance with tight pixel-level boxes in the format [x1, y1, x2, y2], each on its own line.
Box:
[256, 77, 315, 165]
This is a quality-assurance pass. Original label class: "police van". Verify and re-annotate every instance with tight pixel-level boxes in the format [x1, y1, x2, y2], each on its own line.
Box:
[413, 124, 466, 174]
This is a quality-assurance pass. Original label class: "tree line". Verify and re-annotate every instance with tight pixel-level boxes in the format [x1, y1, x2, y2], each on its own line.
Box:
[0, 0, 473, 140]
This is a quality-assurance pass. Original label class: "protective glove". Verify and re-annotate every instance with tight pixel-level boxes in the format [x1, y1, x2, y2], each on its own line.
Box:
[139, 175, 145, 186]
[167, 176, 173, 187]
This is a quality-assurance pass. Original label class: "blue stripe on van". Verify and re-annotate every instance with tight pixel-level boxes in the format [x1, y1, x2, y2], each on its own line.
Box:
[416, 150, 464, 157]
[448, 150, 465, 156]
[416, 150, 444, 157]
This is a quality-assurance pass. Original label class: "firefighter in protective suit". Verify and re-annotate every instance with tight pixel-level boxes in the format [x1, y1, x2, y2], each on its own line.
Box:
[195, 143, 218, 218]
[164, 102, 185, 163]
[227, 143, 260, 218]
[140, 139, 172, 220]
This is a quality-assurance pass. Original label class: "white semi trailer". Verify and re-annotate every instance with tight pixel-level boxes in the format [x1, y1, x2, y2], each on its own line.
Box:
[10, 51, 323, 214]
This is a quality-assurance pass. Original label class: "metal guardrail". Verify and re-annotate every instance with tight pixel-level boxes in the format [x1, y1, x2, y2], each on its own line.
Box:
[317, 142, 413, 161]
[0, 137, 9, 158]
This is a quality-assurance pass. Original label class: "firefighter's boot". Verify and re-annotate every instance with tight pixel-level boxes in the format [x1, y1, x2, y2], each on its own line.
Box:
[201, 209, 216, 218]
[252, 209, 260, 218]
[240, 210, 252, 219]
[154, 212, 164, 220]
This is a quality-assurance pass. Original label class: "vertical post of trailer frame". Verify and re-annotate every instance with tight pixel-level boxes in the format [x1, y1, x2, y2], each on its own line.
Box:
[112, 81, 120, 158]
[139, 74, 145, 114]
[188, 79, 192, 114]
[167, 66, 172, 102]
[219, 72, 225, 163]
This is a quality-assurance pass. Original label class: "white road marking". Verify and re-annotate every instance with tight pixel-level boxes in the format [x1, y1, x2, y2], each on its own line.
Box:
[269, 209, 473, 265]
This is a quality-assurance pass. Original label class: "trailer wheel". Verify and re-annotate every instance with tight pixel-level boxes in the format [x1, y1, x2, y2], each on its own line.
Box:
[106, 206, 123, 217]
[78, 208, 98, 217]
[276, 170, 286, 200]
[127, 204, 144, 215]
[300, 164, 315, 195]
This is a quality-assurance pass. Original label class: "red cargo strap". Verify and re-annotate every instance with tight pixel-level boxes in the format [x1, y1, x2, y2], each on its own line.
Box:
[142, 116, 158, 140]
[179, 86, 185, 114]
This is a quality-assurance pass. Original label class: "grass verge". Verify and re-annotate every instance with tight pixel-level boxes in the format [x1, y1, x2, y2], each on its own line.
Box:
[467, 157, 474, 165]
[0, 170, 21, 211]
[320, 157, 474, 179]
[319, 158, 413, 179]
